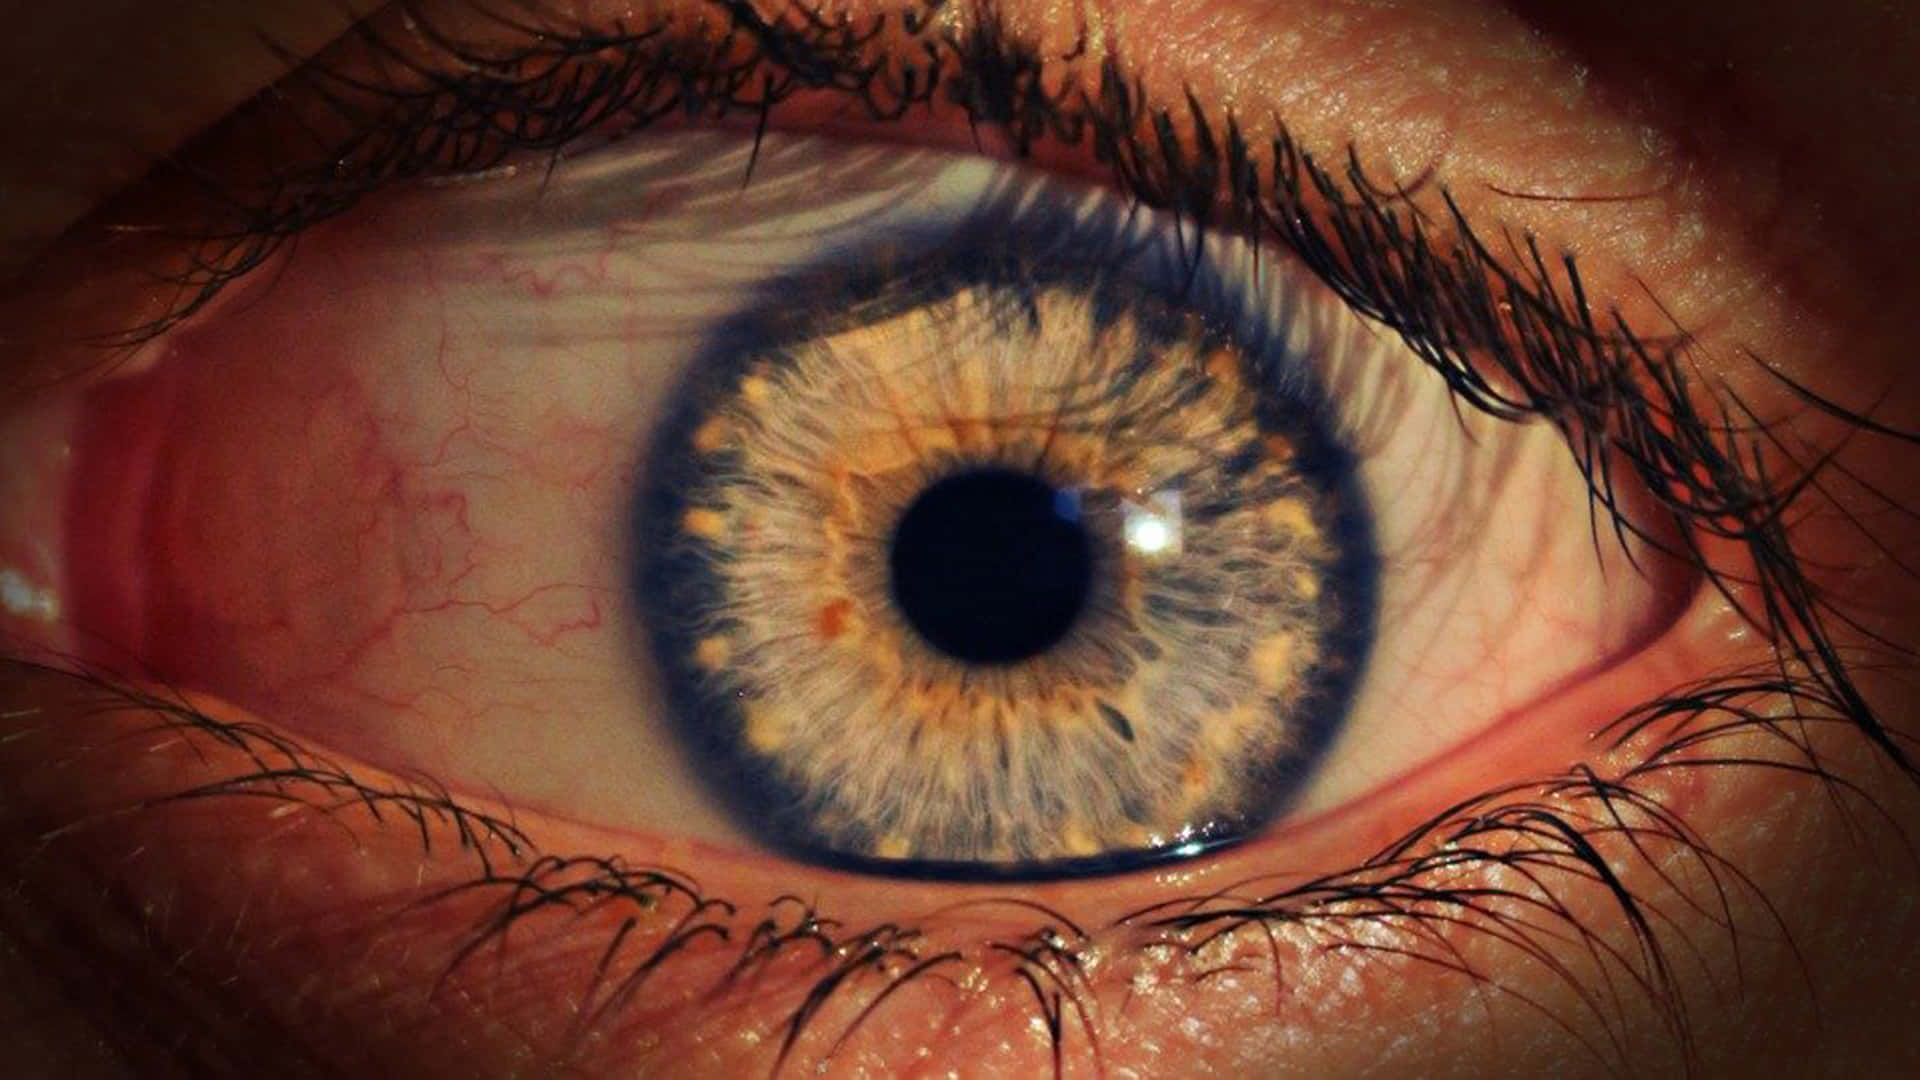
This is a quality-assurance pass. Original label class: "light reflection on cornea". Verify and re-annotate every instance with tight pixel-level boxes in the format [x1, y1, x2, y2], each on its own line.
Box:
[1123, 490, 1184, 558]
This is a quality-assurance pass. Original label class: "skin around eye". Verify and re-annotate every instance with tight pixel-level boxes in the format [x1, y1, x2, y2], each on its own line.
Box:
[0, 0, 1917, 1076]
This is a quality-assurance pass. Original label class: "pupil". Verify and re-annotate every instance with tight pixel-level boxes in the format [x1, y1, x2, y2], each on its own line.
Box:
[888, 468, 1094, 665]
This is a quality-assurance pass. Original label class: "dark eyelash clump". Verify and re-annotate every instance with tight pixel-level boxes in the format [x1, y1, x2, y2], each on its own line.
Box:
[30, 0, 1917, 1072]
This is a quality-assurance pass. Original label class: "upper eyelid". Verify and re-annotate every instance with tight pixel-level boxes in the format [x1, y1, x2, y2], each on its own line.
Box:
[87, 3, 1658, 435]
[69, 0, 1883, 830]
[33, 0, 1853, 687]
[167, 4, 1909, 762]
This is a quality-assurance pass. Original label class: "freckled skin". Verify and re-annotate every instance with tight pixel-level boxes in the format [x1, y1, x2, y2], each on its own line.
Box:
[0, 1, 1916, 1077]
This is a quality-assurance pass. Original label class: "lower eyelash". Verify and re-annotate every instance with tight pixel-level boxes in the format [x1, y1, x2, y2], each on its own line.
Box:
[0, 652, 1860, 1076]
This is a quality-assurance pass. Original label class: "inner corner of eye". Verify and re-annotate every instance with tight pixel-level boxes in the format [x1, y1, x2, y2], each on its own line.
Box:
[53, 129, 1548, 884]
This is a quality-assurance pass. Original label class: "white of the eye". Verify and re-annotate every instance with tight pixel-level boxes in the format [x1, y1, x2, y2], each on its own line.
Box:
[87, 130, 1673, 849]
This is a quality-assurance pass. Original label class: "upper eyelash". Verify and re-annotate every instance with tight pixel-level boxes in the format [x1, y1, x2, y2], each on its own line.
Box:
[116, 0, 1905, 760]
[11, 0, 1916, 1073]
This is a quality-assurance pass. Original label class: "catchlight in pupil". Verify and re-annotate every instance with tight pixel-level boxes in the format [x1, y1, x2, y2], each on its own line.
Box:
[640, 201, 1379, 880]
[888, 468, 1094, 665]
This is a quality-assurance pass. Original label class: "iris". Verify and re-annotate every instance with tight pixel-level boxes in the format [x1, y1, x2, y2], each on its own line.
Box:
[640, 204, 1376, 877]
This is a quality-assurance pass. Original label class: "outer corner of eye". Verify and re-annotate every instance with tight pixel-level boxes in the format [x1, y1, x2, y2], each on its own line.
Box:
[14, 128, 1690, 889]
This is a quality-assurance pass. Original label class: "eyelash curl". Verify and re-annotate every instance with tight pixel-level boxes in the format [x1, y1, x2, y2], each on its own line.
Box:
[13, 0, 1917, 1074]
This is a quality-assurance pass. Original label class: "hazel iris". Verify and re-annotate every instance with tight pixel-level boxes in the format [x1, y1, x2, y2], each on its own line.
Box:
[639, 220, 1376, 879]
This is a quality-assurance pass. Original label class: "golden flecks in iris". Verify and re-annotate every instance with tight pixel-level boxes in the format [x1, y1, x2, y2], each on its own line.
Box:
[1251, 632, 1297, 693]
[1040, 432, 1098, 478]
[692, 416, 731, 452]
[682, 507, 727, 538]
[835, 426, 925, 474]
[1048, 683, 1085, 714]
[1206, 704, 1265, 753]
[868, 640, 908, 687]
[1060, 822, 1099, 858]
[904, 417, 965, 459]
[694, 635, 731, 671]
[1262, 497, 1322, 548]
[1179, 756, 1212, 799]
[1204, 347, 1240, 384]
[817, 513, 849, 563]
[743, 703, 787, 754]
[671, 278, 1356, 863]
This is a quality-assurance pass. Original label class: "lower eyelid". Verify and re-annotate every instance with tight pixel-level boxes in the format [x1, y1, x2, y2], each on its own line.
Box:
[0, 612, 1751, 1079]
[0, 521, 1750, 1073]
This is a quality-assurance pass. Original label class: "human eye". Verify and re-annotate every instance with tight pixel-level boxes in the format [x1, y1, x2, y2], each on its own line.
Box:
[2, 1, 1917, 1076]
